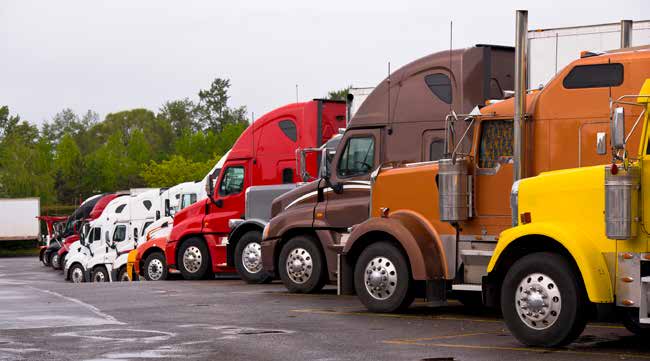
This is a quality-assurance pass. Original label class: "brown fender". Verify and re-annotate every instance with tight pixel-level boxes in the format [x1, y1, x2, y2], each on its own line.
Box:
[343, 209, 448, 280]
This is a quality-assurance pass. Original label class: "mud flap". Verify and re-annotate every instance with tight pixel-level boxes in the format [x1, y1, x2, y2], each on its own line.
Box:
[83, 269, 92, 282]
[337, 254, 355, 295]
[110, 269, 118, 282]
[426, 279, 447, 307]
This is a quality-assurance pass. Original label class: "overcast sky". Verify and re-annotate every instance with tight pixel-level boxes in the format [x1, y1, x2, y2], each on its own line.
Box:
[1, 0, 646, 126]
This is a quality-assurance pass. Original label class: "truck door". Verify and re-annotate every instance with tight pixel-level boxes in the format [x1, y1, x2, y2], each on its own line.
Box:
[319, 128, 381, 230]
[473, 119, 514, 234]
[202, 160, 249, 235]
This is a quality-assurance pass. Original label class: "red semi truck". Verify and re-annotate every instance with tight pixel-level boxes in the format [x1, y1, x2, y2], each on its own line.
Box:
[140, 100, 346, 281]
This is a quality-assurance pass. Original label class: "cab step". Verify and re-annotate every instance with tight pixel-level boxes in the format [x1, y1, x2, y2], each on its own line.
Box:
[459, 249, 494, 285]
[451, 284, 482, 292]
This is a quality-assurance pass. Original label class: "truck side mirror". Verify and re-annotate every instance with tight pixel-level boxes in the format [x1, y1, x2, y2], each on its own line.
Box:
[206, 173, 215, 197]
[318, 148, 329, 179]
[155, 210, 160, 220]
[105, 231, 111, 245]
[611, 107, 626, 150]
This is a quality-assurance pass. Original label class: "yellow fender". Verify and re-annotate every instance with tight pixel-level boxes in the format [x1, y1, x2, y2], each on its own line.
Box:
[489, 222, 613, 303]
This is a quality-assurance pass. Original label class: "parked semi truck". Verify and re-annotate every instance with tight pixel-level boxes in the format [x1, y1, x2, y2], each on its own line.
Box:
[38, 215, 67, 264]
[0, 198, 40, 242]
[130, 100, 346, 282]
[334, 13, 650, 313]
[261, 44, 516, 294]
[484, 79, 650, 347]
[126, 151, 229, 281]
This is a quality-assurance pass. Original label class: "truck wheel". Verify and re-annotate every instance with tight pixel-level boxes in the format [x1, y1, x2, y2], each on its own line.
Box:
[44, 251, 53, 267]
[278, 235, 326, 293]
[178, 238, 211, 280]
[92, 266, 110, 283]
[40, 249, 47, 265]
[59, 253, 67, 271]
[51, 253, 61, 270]
[235, 231, 272, 284]
[143, 252, 168, 281]
[354, 241, 414, 313]
[621, 308, 650, 336]
[69, 264, 85, 283]
[501, 252, 588, 347]
[117, 267, 130, 282]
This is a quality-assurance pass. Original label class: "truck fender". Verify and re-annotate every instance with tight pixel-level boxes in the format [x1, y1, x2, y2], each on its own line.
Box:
[227, 219, 267, 266]
[343, 209, 448, 280]
[488, 222, 614, 303]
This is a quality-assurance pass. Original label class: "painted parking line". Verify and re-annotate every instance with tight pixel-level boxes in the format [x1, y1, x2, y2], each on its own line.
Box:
[383, 338, 650, 360]
[290, 307, 625, 329]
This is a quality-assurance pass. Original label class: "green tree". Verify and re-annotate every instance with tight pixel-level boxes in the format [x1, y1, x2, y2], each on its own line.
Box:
[196, 78, 248, 132]
[53, 134, 84, 203]
[140, 155, 220, 187]
[327, 86, 351, 101]
[158, 98, 198, 136]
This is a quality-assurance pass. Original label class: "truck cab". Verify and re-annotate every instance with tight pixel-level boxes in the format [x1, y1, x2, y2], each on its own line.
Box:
[337, 45, 650, 313]
[262, 45, 516, 294]
[165, 100, 347, 280]
[485, 79, 650, 347]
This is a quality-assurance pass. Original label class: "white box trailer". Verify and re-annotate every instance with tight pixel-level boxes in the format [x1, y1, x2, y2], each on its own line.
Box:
[349, 87, 374, 119]
[528, 20, 650, 89]
[0, 198, 40, 241]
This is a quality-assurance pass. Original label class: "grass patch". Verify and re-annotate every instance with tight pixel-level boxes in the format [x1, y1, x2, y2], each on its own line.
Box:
[0, 240, 40, 258]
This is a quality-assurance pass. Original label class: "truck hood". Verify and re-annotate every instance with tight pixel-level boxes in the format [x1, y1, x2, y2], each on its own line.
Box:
[271, 179, 321, 218]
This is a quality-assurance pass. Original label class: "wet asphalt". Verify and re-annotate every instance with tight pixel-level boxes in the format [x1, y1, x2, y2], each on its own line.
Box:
[0, 257, 648, 361]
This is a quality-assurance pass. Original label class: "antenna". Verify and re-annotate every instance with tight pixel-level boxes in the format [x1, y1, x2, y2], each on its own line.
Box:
[449, 20, 453, 112]
[387, 61, 392, 134]
[295, 84, 299, 103]
[251, 111, 256, 164]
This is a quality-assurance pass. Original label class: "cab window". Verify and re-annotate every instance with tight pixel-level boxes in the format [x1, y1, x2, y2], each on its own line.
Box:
[181, 193, 197, 209]
[337, 136, 375, 177]
[219, 166, 245, 196]
[93, 227, 101, 242]
[430, 139, 445, 161]
[142, 221, 153, 235]
[478, 120, 513, 169]
[113, 225, 127, 243]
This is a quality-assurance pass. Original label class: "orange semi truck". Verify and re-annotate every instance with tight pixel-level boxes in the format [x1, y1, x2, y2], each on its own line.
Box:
[338, 23, 650, 312]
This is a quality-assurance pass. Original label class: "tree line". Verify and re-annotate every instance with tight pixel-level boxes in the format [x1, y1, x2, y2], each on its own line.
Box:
[0, 78, 248, 206]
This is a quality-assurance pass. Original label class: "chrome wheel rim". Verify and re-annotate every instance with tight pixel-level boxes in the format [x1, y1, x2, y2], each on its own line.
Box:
[51, 254, 60, 268]
[242, 242, 262, 274]
[147, 259, 164, 280]
[93, 271, 106, 282]
[71, 267, 84, 283]
[364, 256, 398, 300]
[183, 246, 202, 273]
[286, 248, 312, 284]
[515, 272, 562, 330]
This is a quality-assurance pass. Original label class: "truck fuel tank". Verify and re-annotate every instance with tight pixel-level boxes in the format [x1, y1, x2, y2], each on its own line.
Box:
[438, 158, 472, 222]
[605, 165, 640, 240]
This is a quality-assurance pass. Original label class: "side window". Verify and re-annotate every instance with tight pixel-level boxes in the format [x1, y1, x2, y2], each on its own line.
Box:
[142, 221, 153, 235]
[337, 136, 375, 178]
[279, 120, 297, 142]
[478, 120, 513, 169]
[113, 225, 127, 243]
[115, 204, 126, 213]
[429, 139, 445, 161]
[181, 194, 198, 209]
[190, 193, 197, 204]
[219, 166, 245, 196]
[142, 200, 152, 210]
[425, 73, 452, 104]
[282, 168, 294, 184]
[563, 63, 623, 89]
[93, 228, 101, 242]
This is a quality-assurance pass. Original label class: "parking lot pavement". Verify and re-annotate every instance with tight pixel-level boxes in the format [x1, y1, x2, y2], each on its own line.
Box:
[0, 257, 649, 361]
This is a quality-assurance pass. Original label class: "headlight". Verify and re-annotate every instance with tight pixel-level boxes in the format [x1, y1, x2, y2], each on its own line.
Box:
[510, 180, 521, 226]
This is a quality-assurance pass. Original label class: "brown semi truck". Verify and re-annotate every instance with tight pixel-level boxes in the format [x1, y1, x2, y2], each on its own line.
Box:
[261, 45, 515, 293]
[335, 20, 650, 312]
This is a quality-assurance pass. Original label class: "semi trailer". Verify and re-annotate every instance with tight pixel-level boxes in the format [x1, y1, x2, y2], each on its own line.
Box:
[261, 44, 516, 294]
[0, 198, 40, 242]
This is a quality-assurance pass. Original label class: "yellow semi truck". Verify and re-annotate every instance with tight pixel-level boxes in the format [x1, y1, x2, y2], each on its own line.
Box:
[486, 80, 650, 346]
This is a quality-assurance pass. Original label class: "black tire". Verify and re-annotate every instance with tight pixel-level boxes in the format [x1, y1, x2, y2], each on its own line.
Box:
[59, 253, 67, 272]
[51, 252, 62, 270]
[117, 267, 130, 282]
[621, 308, 650, 336]
[278, 235, 327, 293]
[69, 263, 86, 283]
[354, 241, 414, 313]
[235, 230, 273, 284]
[92, 266, 110, 283]
[178, 238, 211, 280]
[40, 249, 47, 266]
[43, 251, 53, 267]
[143, 251, 168, 281]
[501, 252, 588, 347]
